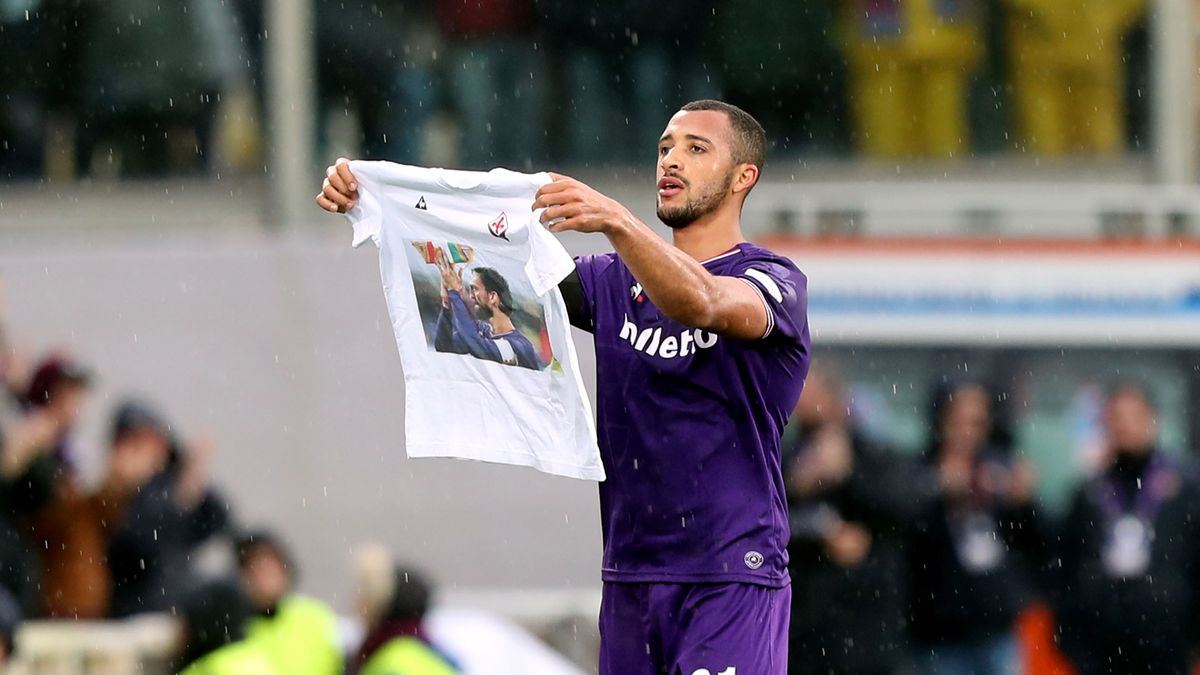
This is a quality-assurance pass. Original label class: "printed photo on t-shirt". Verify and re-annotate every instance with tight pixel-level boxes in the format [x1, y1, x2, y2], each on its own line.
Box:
[406, 239, 557, 372]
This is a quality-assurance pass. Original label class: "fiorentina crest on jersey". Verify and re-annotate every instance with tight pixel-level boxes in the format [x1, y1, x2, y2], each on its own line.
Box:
[487, 212, 510, 241]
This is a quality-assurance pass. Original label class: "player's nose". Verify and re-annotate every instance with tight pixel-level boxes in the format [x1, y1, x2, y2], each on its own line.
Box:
[659, 148, 681, 173]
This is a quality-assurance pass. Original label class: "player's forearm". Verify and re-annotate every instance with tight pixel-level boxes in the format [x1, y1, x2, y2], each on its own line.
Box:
[604, 218, 722, 328]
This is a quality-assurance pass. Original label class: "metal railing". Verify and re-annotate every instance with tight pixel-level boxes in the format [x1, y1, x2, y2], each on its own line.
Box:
[744, 181, 1200, 240]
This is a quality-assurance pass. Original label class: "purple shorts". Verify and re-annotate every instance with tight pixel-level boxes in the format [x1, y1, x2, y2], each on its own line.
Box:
[599, 582, 790, 675]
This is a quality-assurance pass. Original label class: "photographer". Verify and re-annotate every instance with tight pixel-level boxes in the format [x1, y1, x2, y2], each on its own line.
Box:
[1054, 384, 1200, 674]
[907, 382, 1042, 675]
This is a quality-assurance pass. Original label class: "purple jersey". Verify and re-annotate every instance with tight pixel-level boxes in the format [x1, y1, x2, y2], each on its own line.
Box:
[576, 242, 810, 586]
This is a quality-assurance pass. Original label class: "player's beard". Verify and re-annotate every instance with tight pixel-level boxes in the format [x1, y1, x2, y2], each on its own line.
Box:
[657, 168, 735, 230]
[474, 304, 494, 321]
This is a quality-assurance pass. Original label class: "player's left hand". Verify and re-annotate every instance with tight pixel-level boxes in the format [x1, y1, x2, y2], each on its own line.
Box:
[533, 173, 636, 235]
[434, 248, 464, 293]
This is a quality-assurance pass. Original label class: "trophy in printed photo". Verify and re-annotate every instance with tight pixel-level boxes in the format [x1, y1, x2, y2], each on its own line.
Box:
[412, 241, 476, 265]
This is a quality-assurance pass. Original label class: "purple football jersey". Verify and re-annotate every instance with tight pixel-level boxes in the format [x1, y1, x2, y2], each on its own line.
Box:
[576, 242, 810, 586]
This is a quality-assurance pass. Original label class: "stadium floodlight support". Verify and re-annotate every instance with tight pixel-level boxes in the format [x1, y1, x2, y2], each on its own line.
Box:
[265, 0, 317, 230]
[1152, 0, 1196, 186]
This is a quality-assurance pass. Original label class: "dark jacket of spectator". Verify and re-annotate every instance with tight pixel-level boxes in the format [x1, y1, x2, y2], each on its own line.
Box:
[906, 382, 1043, 650]
[108, 469, 229, 617]
[0, 366, 54, 615]
[0, 451, 54, 616]
[1054, 448, 1200, 674]
[907, 445, 1042, 644]
[786, 430, 928, 675]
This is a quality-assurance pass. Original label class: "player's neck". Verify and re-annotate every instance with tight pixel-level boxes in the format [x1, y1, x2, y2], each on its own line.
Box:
[490, 314, 515, 335]
[670, 208, 747, 262]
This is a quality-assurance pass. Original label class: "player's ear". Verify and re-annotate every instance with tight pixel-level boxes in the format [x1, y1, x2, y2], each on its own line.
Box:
[731, 163, 759, 195]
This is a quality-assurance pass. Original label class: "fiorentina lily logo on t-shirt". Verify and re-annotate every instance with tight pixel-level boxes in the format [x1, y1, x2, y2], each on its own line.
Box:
[487, 212, 510, 241]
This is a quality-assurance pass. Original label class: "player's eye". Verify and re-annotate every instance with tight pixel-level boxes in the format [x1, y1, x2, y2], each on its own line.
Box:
[658, 146, 670, 157]
[691, 144, 705, 153]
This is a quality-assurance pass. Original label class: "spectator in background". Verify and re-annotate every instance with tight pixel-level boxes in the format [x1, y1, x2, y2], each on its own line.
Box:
[348, 548, 458, 675]
[31, 394, 221, 619]
[0, 403, 56, 617]
[73, 0, 246, 177]
[784, 365, 925, 675]
[22, 355, 116, 618]
[1053, 384, 1200, 674]
[715, 0, 849, 157]
[314, 0, 438, 162]
[237, 529, 343, 675]
[907, 381, 1041, 675]
[176, 577, 277, 675]
[437, 0, 545, 169]
[0, 290, 53, 615]
[541, 0, 718, 165]
[106, 400, 232, 617]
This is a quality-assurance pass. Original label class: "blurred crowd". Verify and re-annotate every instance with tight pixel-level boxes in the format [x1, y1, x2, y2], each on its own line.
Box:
[786, 363, 1200, 675]
[0, 0, 1154, 181]
[0, 279, 461, 672]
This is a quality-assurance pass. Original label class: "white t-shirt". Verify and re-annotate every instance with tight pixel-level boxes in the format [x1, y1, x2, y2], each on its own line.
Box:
[346, 161, 603, 481]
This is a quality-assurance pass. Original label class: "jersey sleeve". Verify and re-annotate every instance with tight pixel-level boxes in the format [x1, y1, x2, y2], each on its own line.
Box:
[731, 255, 809, 344]
[570, 253, 620, 332]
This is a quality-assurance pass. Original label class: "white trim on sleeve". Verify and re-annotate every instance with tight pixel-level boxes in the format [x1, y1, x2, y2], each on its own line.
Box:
[738, 277, 775, 339]
[744, 268, 784, 303]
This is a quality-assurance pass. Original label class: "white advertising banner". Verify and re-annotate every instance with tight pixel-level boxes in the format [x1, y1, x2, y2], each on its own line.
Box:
[773, 240, 1200, 346]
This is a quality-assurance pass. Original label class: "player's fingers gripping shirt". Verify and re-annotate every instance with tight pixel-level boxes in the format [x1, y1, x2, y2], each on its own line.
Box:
[346, 161, 603, 481]
[573, 243, 810, 584]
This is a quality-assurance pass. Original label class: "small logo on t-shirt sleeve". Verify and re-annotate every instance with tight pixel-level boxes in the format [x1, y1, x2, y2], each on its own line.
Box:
[744, 551, 765, 570]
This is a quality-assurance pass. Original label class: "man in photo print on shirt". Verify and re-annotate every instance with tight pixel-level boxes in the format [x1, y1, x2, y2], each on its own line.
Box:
[318, 99, 810, 675]
[431, 250, 544, 371]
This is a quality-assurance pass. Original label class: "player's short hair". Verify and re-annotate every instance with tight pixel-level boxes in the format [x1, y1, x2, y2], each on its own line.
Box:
[473, 267, 514, 315]
[236, 529, 296, 582]
[387, 564, 432, 622]
[679, 99, 767, 174]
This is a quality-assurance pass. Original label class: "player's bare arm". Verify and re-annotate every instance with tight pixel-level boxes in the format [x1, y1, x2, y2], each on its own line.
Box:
[316, 158, 359, 213]
[533, 175, 770, 340]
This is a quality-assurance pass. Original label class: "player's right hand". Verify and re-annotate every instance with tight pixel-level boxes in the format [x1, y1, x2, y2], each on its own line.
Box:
[316, 158, 359, 213]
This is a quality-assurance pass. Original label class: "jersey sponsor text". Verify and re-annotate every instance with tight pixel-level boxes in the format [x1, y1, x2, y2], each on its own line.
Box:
[618, 315, 718, 358]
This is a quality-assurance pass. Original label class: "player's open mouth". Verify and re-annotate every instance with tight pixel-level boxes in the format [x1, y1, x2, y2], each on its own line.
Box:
[658, 177, 685, 198]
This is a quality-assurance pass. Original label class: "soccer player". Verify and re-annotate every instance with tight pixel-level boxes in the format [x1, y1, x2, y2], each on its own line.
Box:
[431, 254, 543, 370]
[318, 99, 810, 675]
